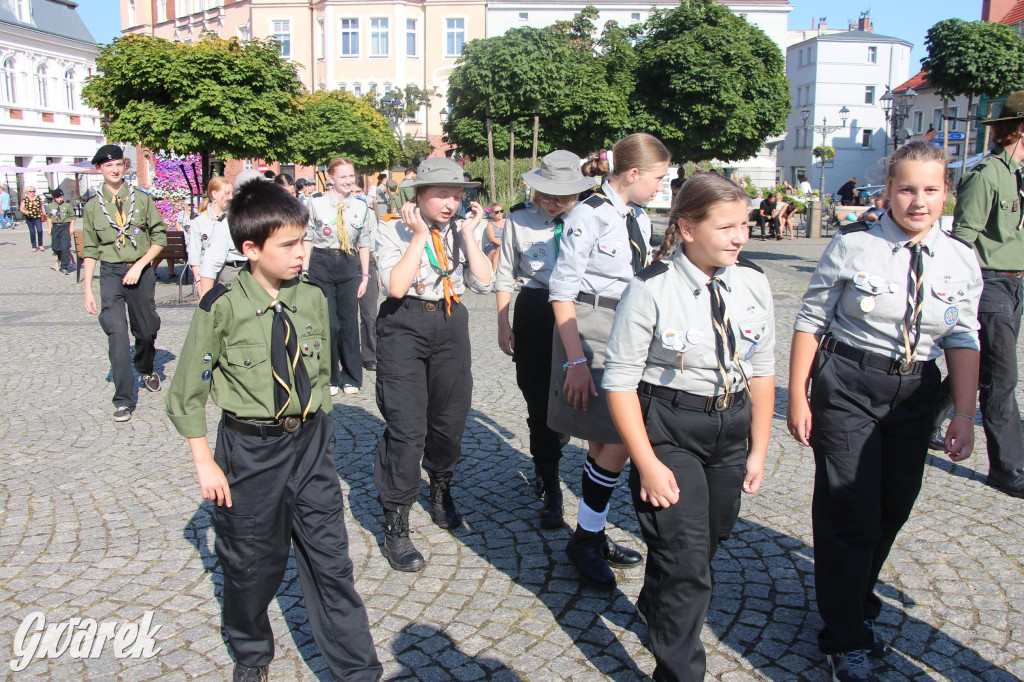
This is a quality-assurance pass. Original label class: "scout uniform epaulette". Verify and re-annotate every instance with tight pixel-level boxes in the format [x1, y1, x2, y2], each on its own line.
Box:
[381, 213, 399, 222]
[838, 220, 872, 235]
[736, 255, 764, 273]
[136, 187, 151, 195]
[582, 191, 610, 208]
[637, 260, 669, 281]
[509, 201, 529, 213]
[948, 232, 974, 251]
[312, 192, 324, 198]
[199, 282, 231, 311]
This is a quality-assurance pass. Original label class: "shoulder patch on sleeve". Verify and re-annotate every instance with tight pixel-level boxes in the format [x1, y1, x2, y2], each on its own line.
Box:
[636, 260, 670, 281]
[135, 186, 151, 196]
[199, 283, 230, 312]
[582, 192, 610, 209]
[838, 220, 872, 235]
[509, 201, 528, 213]
[736, 255, 764, 274]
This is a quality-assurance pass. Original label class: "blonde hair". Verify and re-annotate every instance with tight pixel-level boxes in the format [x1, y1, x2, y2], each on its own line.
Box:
[328, 157, 354, 175]
[610, 133, 671, 177]
[656, 172, 748, 261]
[530, 190, 579, 216]
[199, 176, 232, 214]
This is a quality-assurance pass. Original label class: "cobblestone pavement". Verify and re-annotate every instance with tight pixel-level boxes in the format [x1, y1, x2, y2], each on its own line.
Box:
[2, 225, 1023, 681]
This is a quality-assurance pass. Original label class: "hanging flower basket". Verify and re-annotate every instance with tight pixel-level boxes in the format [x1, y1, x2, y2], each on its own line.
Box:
[812, 145, 835, 163]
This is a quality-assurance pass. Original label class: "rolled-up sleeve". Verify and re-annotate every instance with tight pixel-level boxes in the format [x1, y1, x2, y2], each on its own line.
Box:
[465, 254, 494, 294]
[357, 205, 375, 250]
[940, 255, 983, 350]
[602, 279, 657, 392]
[750, 288, 777, 377]
[548, 208, 597, 302]
[81, 206, 100, 260]
[793, 236, 846, 335]
[375, 220, 403, 295]
[951, 171, 993, 245]
[165, 304, 221, 438]
[495, 218, 519, 294]
[199, 222, 229, 280]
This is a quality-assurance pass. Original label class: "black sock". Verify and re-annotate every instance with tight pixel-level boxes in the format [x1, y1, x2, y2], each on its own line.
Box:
[578, 455, 620, 531]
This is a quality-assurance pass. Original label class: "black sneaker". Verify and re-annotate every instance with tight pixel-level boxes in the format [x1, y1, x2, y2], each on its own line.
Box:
[987, 468, 1024, 499]
[113, 406, 132, 422]
[142, 372, 161, 392]
[827, 649, 875, 681]
[232, 664, 269, 682]
[864, 619, 889, 657]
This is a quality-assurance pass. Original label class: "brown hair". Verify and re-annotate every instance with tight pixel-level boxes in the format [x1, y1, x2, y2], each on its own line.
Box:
[655, 172, 748, 261]
[610, 133, 671, 177]
[327, 157, 354, 175]
[581, 149, 610, 178]
[199, 176, 232, 214]
[885, 141, 951, 189]
[991, 119, 1024, 148]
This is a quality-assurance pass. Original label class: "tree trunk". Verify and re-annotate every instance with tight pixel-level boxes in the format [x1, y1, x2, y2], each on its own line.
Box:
[983, 102, 993, 154]
[942, 99, 950, 158]
[200, 149, 210, 191]
[961, 93, 974, 182]
[532, 102, 540, 168]
[486, 106, 496, 204]
[509, 118, 515, 198]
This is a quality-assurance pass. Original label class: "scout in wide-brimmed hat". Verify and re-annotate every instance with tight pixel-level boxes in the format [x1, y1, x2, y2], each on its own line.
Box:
[982, 90, 1024, 125]
[405, 158, 480, 188]
[522, 150, 595, 195]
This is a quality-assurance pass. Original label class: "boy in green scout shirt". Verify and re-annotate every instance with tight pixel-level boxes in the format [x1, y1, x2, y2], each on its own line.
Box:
[45, 188, 75, 274]
[165, 181, 382, 682]
[81, 145, 166, 422]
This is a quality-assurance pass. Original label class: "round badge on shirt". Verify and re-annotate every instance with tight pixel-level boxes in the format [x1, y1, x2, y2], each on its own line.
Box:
[323, 226, 332, 236]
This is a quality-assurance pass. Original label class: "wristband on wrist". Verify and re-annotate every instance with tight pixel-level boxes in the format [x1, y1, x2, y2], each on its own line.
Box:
[562, 357, 587, 370]
[951, 412, 974, 420]
[360, 273, 371, 279]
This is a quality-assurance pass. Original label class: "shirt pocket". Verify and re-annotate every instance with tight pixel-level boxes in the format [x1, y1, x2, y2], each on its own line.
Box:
[737, 317, 769, 361]
[926, 281, 971, 333]
[224, 344, 269, 381]
[597, 240, 624, 258]
[297, 332, 324, 382]
[845, 275, 899, 318]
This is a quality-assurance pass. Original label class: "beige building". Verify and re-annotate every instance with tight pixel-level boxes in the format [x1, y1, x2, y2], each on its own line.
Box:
[123, 0, 487, 151]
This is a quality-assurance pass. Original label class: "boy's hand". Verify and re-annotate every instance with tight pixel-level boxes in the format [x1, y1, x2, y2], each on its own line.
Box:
[401, 202, 429, 236]
[122, 262, 144, 286]
[461, 201, 484, 233]
[195, 458, 232, 507]
[83, 289, 98, 315]
[637, 460, 680, 507]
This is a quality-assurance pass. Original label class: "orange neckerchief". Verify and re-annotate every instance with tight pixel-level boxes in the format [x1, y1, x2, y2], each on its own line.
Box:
[430, 227, 460, 315]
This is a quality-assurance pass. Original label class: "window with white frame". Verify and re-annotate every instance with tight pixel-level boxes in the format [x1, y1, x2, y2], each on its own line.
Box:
[631, 12, 640, 20]
[64, 68, 75, 110]
[338, 83, 347, 91]
[16, 0, 29, 22]
[947, 106, 959, 131]
[237, 24, 250, 41]
[340, 19, 359, 57]
[35, 64, 47, 108]
[798, 50, 804, 67]
[128, 0, 136, 26]
[371, 18, 389, 57]
[271, 20, 291, 57]
[354, 84, 362, 97]
[970, 103, 979, 131]
[932, 109, 943, 131]
[864, 86, 875, 105]
[518, 12, 528, 22]
[861, 129, 871, 147]
[2, 58, 16, 104]
[209, 0, 222, 7]
[446, 18, 465, 57]
[407, 19, 417, 56]
[316, 18, 324, 59]
[867, 46, 877, 63]
[156, 0, 166, 22]
[913, 111, 923, 134]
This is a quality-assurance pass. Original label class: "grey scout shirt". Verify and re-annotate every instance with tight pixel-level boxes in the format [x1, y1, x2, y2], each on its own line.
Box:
[305, 192, 374, 251]
[187, 210, 220, 268]
[794, 214, 982, 359]
[376, 216, 493, 300]
[495, 201, 566, 292]
[548, 181, 652, 303]
[603, 248, 776, 396]
[199, 216, 245, 281]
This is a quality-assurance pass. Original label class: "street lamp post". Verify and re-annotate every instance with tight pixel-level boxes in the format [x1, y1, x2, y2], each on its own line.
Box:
[880, 86, 918, 151]
[801, 105, 850, 202]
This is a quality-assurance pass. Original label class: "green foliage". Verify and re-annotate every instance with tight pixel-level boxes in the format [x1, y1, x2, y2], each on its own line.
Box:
[812, 145, 835, 162]
[942, 195, 956, 216]
[462, 157, 535, 205]
[290, 90, 399, 172]
[631, 0, 789, 163]
[396, 137, 435, 169]
[82, 33, 302, 165]
[923, 19, 1024, 100]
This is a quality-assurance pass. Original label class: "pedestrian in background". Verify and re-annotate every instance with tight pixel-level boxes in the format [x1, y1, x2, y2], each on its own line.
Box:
[188, 177, 233, 286]
[45, 188, 75, 274]
[21, 186, 44, 251]
[0, 185, 12, 229]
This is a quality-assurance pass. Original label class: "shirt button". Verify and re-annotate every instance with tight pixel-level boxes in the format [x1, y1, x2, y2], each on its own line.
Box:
[244, 359, 251, 366]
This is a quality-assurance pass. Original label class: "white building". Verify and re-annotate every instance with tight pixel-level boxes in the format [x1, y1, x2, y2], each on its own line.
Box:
[892, 71, 976, 185]
[0, 0, 103, 196]
[777, 20, 911, 193]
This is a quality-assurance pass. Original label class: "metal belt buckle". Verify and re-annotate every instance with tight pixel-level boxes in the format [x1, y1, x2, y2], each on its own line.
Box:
[282, 416, 301, 433]
[423, 301, 439, 312]
[890, 358, 913, 375]
[713, 394, 730, 411]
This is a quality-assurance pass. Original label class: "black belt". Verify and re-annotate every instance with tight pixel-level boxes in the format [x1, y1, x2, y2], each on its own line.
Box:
[819, 334, 932, 376]
[225, 260, 247, 268]
[399, 297, 454, 312]
[639, 381, 746, 412]
[982, 268, 1024, 278]
[313, 247, 352, 257]
[575, 292, 619, 310]
[223, 412, 303, 436]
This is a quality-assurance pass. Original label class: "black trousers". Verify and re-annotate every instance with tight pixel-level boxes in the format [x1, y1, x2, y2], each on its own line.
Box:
[98, 261, 160, 407]
[308, 249, 363, 388]
[51, 223, 71, 271]
[976, 272, 1024, 473]
[631, 389, 750, 682]
[809, 349, 939, 654]
[374, 298, 473, 512]
[212, 410, 382, 680]
[359, 257, 379, 365]
[512, 287, 562, 469]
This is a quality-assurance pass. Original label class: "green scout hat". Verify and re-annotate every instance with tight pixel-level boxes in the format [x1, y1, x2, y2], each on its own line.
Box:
[982, 90, 1024, 125]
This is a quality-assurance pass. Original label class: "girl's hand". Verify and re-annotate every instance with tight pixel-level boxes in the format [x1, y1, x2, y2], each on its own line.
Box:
[787, 394, 812, 445]
[638, 460, 680, 507]
[563, 363, 597, 410]
[944, 415, 975, 462]
[357, 277, 368, 299]
[497, 317, 515, 356]
[743, 455, 765, 494]
[462, 201, 484, 233]
[401, 202, 429, 236]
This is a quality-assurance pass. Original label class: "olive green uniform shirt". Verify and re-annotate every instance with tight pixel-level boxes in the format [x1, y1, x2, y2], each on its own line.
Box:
[953, 145, 1024, 271]
[165, 267, 332, 438]
[82, 183, 166, 263]
[45, 199, 75, 224]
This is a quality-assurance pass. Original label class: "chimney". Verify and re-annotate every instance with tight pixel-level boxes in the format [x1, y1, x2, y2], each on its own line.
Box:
[818, 18, 827, 33]
[982, 0, 1016, 22]
[858, 12, 873, 32]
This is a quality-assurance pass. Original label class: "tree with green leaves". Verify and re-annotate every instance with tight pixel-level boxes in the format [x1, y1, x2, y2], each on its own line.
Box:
[631, 0, 789, 163]
[395, 136, 434, 169]
[371, 84, 435, 152]
[82, 33, 303, 187]
[922, 18, 1024, 172]
[289, 90, 399, 173]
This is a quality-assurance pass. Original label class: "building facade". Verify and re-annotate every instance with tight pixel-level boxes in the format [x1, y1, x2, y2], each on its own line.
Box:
[777, 18, 912, 193]
[0, 0, 104, 195]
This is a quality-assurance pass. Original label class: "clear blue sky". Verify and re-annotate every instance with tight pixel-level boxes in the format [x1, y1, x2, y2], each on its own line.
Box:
[79, 0, 981, 70]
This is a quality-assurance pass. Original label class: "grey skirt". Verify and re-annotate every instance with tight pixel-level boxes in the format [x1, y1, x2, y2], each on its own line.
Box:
[547, 301, 623, 444]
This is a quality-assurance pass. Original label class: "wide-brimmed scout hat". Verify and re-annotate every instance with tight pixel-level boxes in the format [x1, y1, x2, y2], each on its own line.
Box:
[522, 150, 594, 195]
[406, 158, 480, 188]
[983, 90, 1024, 125]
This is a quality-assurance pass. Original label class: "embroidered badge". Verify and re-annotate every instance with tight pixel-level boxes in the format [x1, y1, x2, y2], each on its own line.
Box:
[301, 342, 311, 354]
[744, 342, 758, 360]
[455, 264, 464, 277]
[202, 353, 212, 363]
[132, 227, 141, 235]
[944, 306, 959, 326]
[201, 370, 212, 381]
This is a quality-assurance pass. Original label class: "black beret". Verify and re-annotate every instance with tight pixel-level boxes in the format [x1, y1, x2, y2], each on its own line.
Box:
[91, 145, 124, 165]
[50, 188, 64, 198]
